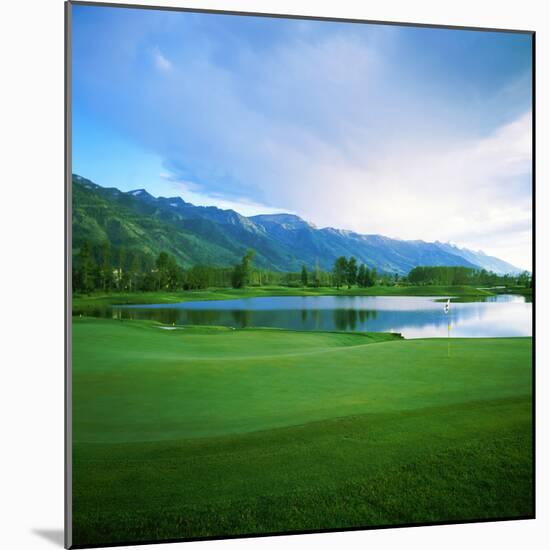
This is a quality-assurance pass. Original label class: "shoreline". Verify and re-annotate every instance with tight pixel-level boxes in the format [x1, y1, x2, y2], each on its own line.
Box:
[72, 284, 508, 311]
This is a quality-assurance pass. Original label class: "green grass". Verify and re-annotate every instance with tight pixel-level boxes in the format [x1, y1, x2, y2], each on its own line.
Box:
[72, 284, 494, 311]
[72, 319, 533, 546]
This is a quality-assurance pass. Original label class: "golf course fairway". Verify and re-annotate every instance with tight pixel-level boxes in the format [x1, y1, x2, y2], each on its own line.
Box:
[72, 318, 533, 546]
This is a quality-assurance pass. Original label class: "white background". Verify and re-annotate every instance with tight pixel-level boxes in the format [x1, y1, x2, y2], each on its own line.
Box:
[0, 0, 547, 549]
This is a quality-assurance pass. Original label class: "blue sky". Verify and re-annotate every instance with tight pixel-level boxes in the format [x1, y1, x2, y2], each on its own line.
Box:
[72, 5, 533, 269]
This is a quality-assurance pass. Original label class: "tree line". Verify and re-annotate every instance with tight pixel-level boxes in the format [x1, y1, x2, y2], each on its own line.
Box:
[73, 240, 530, 294]
[407, 265, 532, 287]
[72, 242, 335, 293]
[331, 256, 379, 289]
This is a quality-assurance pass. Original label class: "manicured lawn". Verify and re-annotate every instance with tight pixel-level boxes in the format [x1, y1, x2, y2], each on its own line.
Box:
[71, 318, 533, 546]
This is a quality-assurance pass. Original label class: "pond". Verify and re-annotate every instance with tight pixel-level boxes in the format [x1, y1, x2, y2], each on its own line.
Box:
[98, 294, 532, 339]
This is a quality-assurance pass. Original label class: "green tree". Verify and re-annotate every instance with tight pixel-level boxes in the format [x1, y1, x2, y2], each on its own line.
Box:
[127, 252, 141, 291]
[186, 265, 212, 290]
[517, 271, 531, 288]
[76, 241, 96, 293]
[364, 266, 375, 287]
[168, 257, 182, 290]
[313, 260, 321, 288]
[333, 256, 348, 289]
[346, 257, 358, 288]
[155, 251, 170, 290]
[232, 249, 256, 289]
[155, 252, 181, 290]
[371, 267, 378, 287]
[155, 251, 181, 290]
[117, 247, 127, 290]
[100, 241, 113, 291]
[357, 264, 366, 287]
[301, 265, 309, 287]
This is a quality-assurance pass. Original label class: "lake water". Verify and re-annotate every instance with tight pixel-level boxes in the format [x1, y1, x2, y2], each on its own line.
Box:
[105, 294, 531, 339]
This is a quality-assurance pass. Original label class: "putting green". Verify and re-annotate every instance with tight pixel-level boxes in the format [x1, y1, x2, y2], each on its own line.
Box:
[71, 318, 533, 546]
[73, 318, 531, 442]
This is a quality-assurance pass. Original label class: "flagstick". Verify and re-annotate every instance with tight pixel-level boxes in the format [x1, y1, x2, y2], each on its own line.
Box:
[447, 318, 451, 358]
[444, 299, 451, 358]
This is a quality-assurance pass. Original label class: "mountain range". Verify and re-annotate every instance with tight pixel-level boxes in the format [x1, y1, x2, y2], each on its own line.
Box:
[72, 174, 522, 275]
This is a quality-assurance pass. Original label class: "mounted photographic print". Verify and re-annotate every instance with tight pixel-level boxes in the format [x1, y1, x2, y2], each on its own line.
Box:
[65, 1, 534, 547]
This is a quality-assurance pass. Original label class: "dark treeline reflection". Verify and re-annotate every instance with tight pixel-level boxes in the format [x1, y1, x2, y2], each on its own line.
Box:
[333, 309, 378, 331]
[86, 306, 378, 332]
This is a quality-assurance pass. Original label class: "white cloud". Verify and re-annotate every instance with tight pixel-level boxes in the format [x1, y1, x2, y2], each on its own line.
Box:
[84, 22, 532, 269]
[152, 46, 172, 72]
[260, 112, 532, 268]
[158, 42, 530, 267]
[157, 172, 292, 217]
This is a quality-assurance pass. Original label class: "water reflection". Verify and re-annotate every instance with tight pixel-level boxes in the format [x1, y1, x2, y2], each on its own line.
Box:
[82, 295, 532, 338]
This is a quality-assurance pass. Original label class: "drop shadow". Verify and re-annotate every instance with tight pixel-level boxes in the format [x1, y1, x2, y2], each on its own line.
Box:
[32, 529, 64, 547]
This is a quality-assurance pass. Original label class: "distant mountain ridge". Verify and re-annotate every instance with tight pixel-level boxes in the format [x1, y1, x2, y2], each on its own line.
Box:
[72, 174, 523, 275]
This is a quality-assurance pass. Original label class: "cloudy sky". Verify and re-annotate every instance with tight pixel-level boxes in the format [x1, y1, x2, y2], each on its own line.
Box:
[72, 5, 533, 269]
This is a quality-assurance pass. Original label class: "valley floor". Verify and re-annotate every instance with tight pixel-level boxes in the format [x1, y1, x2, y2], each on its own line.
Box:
[71, 318, 533, 546]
